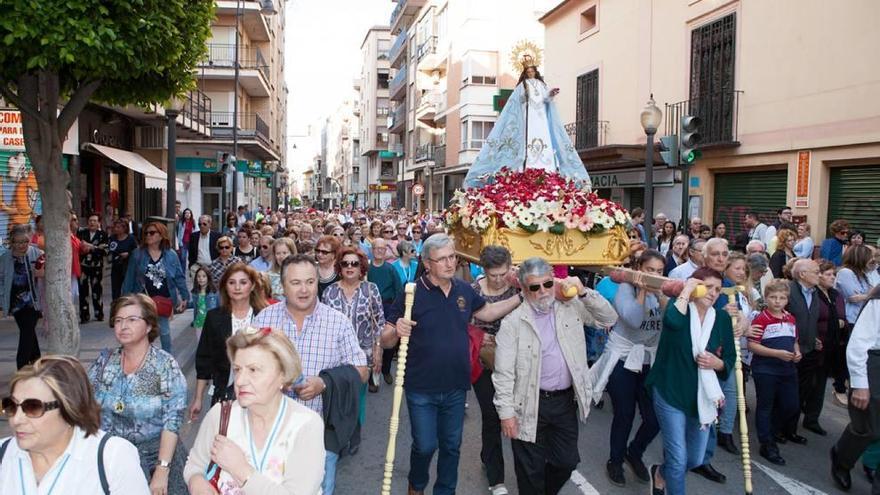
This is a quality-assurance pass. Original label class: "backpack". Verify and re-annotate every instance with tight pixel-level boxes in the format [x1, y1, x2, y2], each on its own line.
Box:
[0, 434, 113, 494]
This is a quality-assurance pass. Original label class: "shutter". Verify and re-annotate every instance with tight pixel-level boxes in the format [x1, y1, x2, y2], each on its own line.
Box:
[628, 187, 644, 210]
[0, 150, 41, 247]
[829, 165, 880, 242]
[575, 69, 599, 149]
[713, 170, 786, 243]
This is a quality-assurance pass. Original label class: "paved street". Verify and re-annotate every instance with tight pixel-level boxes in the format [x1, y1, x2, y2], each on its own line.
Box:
[0, 310, 872, 494]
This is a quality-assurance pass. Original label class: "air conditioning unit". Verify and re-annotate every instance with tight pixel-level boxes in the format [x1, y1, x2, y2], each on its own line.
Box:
[135, 126, 167, 149]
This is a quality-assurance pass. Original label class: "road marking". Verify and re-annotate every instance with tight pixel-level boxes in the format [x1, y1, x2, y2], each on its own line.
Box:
[569, 469, 601, 495]
[753, 461, 830, 495]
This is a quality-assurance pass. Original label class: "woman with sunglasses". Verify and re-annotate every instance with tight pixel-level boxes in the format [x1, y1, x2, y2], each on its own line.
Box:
[391, 240, 419, 284]
[190, 263, 269, 422]
[315, 235, 341, 300]
[1, 356, 149, 494]
[0, 224, 44, 369]
[223, 212, 238, 239]
[209, 236, 243, 287]
[410, 224, 424, 256]
[121, 221, 189, 353]
[88, 295, 188, 495]
[321, 246, 385, 449]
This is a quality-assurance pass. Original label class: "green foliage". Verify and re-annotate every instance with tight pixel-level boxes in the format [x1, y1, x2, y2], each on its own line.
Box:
[0, 0, 215, 105]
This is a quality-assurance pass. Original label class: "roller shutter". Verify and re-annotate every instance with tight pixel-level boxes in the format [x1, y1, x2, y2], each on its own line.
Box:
[0, 150, 41, 247]
[713, 170, 787, 243]
[828, 165, 880, 243]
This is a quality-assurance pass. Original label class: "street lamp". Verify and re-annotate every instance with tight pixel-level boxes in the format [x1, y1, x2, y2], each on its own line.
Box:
[165, 95, 186, 220]
[639, 94, 662, 247]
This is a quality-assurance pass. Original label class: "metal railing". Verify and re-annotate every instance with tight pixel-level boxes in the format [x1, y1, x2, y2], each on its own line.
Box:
[416, 90, 439, 113]
[433, 144, 446, 168]
[417, 36, 437, 61]
[201, 43, 269, 79]
[390, 66, 407, 96]
[564, 120, 609, 151]
[390, 105, 406, 130]
[415, 143, 434, 162]
[664, 90, 743, 147]
[390, 1, 404, 26]
[389, 32, 407, 64]
[181, 89, 212, 129]
[210, 112, 270, 141]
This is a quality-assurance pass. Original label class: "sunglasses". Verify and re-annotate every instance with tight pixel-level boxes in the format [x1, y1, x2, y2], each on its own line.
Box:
[315, 249, 333, 255]
[340, 260, 360, 268]
[199, 222, 209, 226]
[383, 230, 394, 233]
[260, 245, 271, 249]
[2, 397, 61, 419]
[527, 280, 554, 292]
[145, 230, 159, 236]
[219, 245, 232, 250]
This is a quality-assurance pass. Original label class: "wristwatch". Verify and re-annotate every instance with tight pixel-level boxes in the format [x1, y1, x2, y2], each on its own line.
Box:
[157, 459, 171, 469]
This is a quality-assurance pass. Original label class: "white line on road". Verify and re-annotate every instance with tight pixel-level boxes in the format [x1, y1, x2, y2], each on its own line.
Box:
[753, 461, 830, 495]
[569, 469, 602, 495]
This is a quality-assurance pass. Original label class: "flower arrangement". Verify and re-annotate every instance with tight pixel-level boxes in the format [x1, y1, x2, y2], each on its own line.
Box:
[444, 168, 630, 236]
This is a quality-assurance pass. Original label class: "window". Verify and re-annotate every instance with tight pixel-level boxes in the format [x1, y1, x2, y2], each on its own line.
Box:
[377, 71, 390, 89]
[461, 119, 495, 150]
[377, 39, 390, 60]
[574, 69, 599, 149]
[381, 161, 393, 177]
[461, 51, 498, 86]
[689, 12, 737, 144]
[579, 5, 597, 34]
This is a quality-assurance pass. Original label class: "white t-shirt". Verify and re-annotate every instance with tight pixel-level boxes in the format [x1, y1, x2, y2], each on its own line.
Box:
[0, 428, 149, 494]
[197, 232, 213, 265]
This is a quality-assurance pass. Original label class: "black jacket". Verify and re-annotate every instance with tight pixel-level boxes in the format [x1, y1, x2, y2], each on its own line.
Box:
[787, 280, 820, 354]
[195, 307, 261, 404]
[188, 230, 221, 267]
[319, 365, 362, 454]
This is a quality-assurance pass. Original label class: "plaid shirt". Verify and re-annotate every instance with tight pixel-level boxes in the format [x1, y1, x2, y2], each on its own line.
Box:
[209, 256, 241, 286]
[253, 301, 366, 413]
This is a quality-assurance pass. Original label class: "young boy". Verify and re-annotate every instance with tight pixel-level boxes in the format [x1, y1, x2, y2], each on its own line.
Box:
[748, 279, 802, 466]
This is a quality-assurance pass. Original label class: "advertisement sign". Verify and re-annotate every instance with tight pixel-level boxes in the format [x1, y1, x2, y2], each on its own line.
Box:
[1, 109, 78, 155]
[796, 150, 810, 208]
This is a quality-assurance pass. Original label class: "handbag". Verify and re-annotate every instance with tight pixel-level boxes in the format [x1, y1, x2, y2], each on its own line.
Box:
[206, 401, 233, 491]
[151, 295, 173, 318]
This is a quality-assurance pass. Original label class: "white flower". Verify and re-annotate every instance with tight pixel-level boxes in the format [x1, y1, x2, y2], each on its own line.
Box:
[614, 210, 627, 224]
[519, 212, 534, 226]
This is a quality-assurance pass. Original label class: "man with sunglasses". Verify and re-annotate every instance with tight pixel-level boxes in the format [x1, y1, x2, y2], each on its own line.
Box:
[493, 257, 617, 495]
[188, 215, 220, 268]
[381, 234, 524, 495]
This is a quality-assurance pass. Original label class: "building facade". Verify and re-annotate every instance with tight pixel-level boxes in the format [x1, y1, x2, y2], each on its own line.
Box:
[542, 0, 880, 242]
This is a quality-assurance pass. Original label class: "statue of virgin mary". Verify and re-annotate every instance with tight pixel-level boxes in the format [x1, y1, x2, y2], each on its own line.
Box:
[463, 55, 590, 189]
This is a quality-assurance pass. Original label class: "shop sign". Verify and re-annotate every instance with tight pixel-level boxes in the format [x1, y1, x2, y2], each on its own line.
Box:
[796, 150, 810, 208]
[590, 168, 675, 189]
[1, 109, 78, 154]
[369, 183, 397, 191]
[493, 89, 514, 112]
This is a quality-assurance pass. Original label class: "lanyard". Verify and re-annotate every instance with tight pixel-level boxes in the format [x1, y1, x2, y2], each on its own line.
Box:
[247, 398, 287, 473]
[19, 454, 70, 495]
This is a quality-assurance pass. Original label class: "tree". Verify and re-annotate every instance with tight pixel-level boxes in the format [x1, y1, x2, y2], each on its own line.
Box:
[0, 1, 214, 355]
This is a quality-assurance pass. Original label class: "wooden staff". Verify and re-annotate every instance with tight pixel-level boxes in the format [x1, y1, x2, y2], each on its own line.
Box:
[594, 266, 708, 299]
[381, 283, 416, 495]
[720, 285, 753, 495]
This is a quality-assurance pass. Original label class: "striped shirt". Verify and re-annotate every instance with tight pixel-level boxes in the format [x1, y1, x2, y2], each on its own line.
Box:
[253, 301, 366, 413]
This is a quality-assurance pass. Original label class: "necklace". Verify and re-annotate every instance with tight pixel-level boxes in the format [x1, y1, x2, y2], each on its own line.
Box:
[115, 348, 149, 414]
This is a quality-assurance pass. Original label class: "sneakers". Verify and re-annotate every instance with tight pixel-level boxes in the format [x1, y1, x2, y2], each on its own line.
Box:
[606, 461, 625, 487]
[489, 484, 508, 495]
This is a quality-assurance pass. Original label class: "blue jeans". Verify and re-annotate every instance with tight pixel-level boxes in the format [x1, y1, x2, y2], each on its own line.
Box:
[653, 389, 711, 495]
[158, 316, 171, 353]
[702, 371, 737, 464]
[323, 450, 339, 494]
[406, 389, 466, 494]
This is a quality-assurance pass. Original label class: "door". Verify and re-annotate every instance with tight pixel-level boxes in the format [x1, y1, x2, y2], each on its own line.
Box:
[713, 170, 787, 243]
[202, 187, 221, 228]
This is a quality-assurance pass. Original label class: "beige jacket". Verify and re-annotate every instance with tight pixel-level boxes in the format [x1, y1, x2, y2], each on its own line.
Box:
[492, 290, 618, 442]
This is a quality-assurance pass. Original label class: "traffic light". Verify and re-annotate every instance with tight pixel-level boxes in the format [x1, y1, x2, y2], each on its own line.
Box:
[679, 115, 702, 165]
[659, 135, 679, 168]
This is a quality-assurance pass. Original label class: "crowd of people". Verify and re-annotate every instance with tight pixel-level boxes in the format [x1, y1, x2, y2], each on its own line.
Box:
[0, 201, 877, 495]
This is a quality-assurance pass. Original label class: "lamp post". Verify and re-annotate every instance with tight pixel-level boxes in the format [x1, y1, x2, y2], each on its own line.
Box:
[639, 94, 662, 247]
[165, 95, 185, 219]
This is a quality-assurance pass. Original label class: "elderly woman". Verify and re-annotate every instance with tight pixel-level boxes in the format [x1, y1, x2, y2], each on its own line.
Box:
[770, 228, 797, 278]
[1, 356, 149, 494]
[469, 246, 519, 494]
[664, 234, 689, 276]
[184, 328, 325, 495]
[88, 295, 188, 495]
[121, 221, 189, 353]
[794, 223, 814, 259]
[747, 253, 772, 310]
[321, 246, 385, 451]
[191, 263, 269, 421]
[0, 224, 44, 369]
[210, 236, 243, 287]
[589, 250, 667, 487]
[316, 235, 341, 299]
[647, 268, 736, 495]
[391, 239, 418, 284]
[381, 222, 400, 264]
[267, 237, 297, 300]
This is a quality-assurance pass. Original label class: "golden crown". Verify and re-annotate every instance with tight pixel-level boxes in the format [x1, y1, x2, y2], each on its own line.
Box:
[510, 39, 543, 73]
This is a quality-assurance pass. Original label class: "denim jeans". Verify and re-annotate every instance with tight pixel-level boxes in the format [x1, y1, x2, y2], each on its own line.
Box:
[406, 388, 466, 494]
[323, 450, 339, 494]
[702, 370, 737, 464]
[158, 316, 171, 353]
[653, 389, 710, 495]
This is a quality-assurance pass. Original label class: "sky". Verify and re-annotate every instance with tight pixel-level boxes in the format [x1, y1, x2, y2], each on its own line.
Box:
[284, 0, 393, 184]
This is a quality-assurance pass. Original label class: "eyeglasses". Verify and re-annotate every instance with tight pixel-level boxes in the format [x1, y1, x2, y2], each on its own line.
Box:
[2, 397, 61, 419]
[333, 233, 344, 237]
[218, 245, 232, 250]
[412, 230, 422, 234]
[315, 249, 333, 255]
[199, 222, 209, 226]
[428, 254, 457, 265]
[383, 230, 394, 234]
[527, 280, 554, 292]
[340, 260, 360, 268]
[111, 315, 145, 326]
[145, 230, 159, 236]
[260, 245, 271, 249]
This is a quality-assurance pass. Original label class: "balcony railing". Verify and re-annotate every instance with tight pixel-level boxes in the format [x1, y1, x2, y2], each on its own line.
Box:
[389, 32, 407, 66]
[390, 1, 404, 26]
[664, 90, 743, 148]
[210, 112, 270, 142]
[433, 144, 446, 168]
[390, 66, 407, 94]
[390, 105, 406, 131]
[564, 120, 609, 151]
[201, 43, 270, 80]
[416, 36, 437, 61]
[415, 143, 434, 162]
[181, 89, 212, 129]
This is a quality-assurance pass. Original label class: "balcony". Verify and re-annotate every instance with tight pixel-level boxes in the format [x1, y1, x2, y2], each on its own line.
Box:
[215, 1, 272, 41]
[211, 112, 270, 143]
[176, 89, 212, 138]
[664, 90, 743, 149]
[415, 143, 434, 163]
[434, 91, 448, 124]
[389, 105, 406, 133]
[433, 144, 446, 168]
[389, 32, 407, 69]
[415, 90, 440, 123]
[564, 120, 609, 151]
[199, 44, 271, 97]
[389, 66, 407, 101]
[416, 36, 445, 74]
[390, 0, 426, 35]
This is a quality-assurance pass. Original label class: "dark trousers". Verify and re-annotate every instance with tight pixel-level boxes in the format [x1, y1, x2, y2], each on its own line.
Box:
[111, 264, 126, 301]
[797, 352, 828, 428]
[381, 301, 397, 375]
[835, 351, 880, 469]
[79, 266, 104, 320]
[833, 324, 853, 393]
[511, 388, 580, 495]
[753, 372, 799, 444]
[472, 368, 505, 485]
[13, 305, 41, 369]
[606, 361, 659, 465]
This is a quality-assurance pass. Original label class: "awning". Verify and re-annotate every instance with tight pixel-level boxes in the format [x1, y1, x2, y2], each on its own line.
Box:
[82, 142, 168, 189]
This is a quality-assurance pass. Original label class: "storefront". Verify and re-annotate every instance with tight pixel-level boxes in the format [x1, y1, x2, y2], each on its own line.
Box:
[828, 164, 880, 242]
[589, 167, 679, 216]
[369, 183, 397, 209]
[712, 169, 787, 240]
